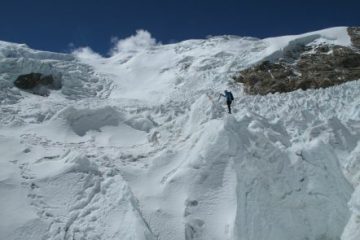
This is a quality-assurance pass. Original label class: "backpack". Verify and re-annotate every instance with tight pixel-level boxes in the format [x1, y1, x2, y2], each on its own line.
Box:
[229, 92, 234, 101]
[226, 91, 234, 101]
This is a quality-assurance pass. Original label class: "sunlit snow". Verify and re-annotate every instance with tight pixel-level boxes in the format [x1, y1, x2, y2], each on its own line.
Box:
[0, 27, 359, 240]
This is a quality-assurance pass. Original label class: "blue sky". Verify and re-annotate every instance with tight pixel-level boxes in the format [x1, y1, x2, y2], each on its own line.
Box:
[0, 0, 358, 55]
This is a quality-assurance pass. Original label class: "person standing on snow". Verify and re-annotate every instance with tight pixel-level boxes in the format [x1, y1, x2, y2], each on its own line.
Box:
[219, 90, 234, 114]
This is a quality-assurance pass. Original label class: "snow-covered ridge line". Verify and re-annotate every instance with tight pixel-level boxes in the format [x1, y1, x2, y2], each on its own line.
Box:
[263, 26, 351, 52]
[0, 40, 74, 61]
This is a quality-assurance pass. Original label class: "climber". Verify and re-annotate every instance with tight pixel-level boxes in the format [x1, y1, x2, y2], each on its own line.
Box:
[219, 90, 234, 114]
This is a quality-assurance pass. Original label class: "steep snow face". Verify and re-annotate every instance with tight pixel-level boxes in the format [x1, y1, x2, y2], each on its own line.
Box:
[74, 36, 267, 104]
[0, 27, 359, 240]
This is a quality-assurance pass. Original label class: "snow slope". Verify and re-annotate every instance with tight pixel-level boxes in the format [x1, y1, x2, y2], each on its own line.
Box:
[0, 27, 359, 240]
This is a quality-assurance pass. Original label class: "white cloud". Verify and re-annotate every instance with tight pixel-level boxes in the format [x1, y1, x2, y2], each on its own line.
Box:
[109, 30, 159, 56]
[72, 30, 159, 60]
[72, 46, 104, 63]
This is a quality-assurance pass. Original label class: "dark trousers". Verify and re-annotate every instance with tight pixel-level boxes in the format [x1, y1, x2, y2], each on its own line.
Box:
[227, 100, 232, 114]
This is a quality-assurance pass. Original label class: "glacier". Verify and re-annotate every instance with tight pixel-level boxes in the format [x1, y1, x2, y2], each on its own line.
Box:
[0, 27, 360, 240]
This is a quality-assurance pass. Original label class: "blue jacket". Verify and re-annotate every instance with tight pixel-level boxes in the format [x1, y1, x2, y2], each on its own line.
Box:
[221, 91, 234, 101]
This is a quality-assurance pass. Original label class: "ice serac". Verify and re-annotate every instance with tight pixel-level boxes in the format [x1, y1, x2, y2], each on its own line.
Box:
[342, 142, 360, 240]
[0, 40, 111, 104]
[0, 27, 359, 240]
[223, 115, 351, 240]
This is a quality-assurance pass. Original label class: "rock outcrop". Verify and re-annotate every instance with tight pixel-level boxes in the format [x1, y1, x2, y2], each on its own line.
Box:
[236, 27, 360, 95]
[348, 27, 360, 49]
[14, 73, 62, 96]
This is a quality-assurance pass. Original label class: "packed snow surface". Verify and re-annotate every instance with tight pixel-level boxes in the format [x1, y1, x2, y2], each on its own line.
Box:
[0, 27, 360, 240]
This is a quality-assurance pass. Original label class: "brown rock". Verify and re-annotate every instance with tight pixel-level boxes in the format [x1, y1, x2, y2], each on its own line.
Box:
[348, 27, 360, 49]
[14, 73, 62, 96]
[235, 44, 360, 95]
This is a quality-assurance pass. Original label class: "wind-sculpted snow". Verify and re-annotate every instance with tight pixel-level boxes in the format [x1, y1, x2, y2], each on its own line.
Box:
[0, 142, 155, 240]
[0, 27, 360, 240]
[120, 92, 354, 240]
[58, 106, 123, 136]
